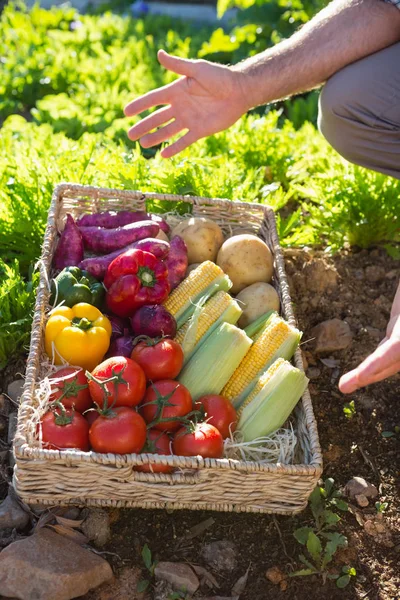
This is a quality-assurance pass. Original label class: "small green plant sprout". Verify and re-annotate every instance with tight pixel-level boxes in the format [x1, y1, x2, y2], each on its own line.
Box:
[381, 425, 400, 438]
[291, 479, 352, 586]
[343, 401, 356, 420]
[332, 566, 357, 588]
[168, 592, 190, 600]
[137, 543, 157, 593]
[375, 501, 389, 514]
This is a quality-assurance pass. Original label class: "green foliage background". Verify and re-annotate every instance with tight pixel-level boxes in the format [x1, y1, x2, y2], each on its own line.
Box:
[0, 0, 399, 368]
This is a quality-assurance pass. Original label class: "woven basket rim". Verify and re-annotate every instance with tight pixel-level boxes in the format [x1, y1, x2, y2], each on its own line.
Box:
[14, 182, 323, 478]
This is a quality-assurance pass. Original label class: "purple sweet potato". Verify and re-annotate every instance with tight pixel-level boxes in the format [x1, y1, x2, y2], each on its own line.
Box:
[53, 214, 84, 271]
[79, 238, 169, 279]
[78, 220, 159, 253]
[77, 210, 170, 234]
[165, 236, 188, 291]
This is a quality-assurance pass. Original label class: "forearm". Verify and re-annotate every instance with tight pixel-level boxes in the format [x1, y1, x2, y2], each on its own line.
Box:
[234, 0, 400, 108]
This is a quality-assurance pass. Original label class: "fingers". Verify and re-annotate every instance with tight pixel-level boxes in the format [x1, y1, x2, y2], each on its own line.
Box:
[140, 120, 184, 148]
[160, 131, 198, 159]
[124, 85, 173, 117]
[158, 49, 199, 78]
[339, 337, 400, 393]
[128, 106, 174, 141]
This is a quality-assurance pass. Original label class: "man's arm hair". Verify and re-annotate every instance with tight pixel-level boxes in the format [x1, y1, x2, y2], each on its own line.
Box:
[233, 0, 400, 109]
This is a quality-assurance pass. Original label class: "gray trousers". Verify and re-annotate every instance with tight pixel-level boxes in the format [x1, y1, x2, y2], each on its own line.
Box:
[318, 42, 400, 179]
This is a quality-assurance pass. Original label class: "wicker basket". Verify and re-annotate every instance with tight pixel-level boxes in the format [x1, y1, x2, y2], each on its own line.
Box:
[13, 183, 322, 515]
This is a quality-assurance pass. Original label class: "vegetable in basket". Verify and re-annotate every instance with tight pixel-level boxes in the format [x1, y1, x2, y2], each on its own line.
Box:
[236, 282, 280, 329]
[78, 220, 159, 253]
[48, 366, 92, 413]
[237, 358, 308, 441]
[173, 422, 223, 459]
[135, 429, 174, 473]
[163, 261, 232, 329]
[89, 406, 147, 454]
[171, 217, 224, 264]
[194, 395, 237, 439]
[165, 235, 188, 291]
[140, 380, 192, 432]
[44, 303, 112, 371]
[50, 267, 105, 309]
[130, 304, 177, 339]
[40, 404, 90, 451]
[53, 214, 84, 271]
[222, 312, 302, 409]
[106, 334, 136, 358]
[79, 237, 170, 280]
[105, 249, 170, 318]
[89, 356, 146, 408]
[131, 338, 184, 381]
[77, 210, 170, 234]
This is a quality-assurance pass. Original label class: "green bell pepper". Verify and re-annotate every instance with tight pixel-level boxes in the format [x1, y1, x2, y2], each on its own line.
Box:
[50, 267, 105, 309]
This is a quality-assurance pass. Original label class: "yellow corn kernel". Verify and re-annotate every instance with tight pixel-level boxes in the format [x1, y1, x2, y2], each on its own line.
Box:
[175, 291, 233, 345]
[237, 358, 286, 417]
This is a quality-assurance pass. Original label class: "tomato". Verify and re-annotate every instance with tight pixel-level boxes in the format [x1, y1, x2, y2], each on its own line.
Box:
[131, 338, 184, 381]
[48, 366, 92, 413]
[89, 407, 147, 454]
[85, 408, 99, 427]
[140, 379, 192, 432]
[40, 408, 89, 451]
[136, 429, 174, 473]
[89, 357, 146, 408]
[194, 395, 238, 439]
[173, 423, 223, 459]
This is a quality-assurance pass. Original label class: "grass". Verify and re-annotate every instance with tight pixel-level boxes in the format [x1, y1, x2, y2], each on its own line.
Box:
[0, 1, 399, 368]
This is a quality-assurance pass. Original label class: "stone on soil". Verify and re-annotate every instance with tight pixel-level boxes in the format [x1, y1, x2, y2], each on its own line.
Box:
[0, 528, 113, 600]
[7, 380, 24, 403]
[154, 561, 199, 595]
[89, 566, 145, 600]
[355, 494, 369, 508]
[201, 541, 238, 572]
[302, 259, 338, 294]
[0, 491, 30, 531]
[81, 509, 111, 548]
[265, 566, 286, 585]
[311, 318, 353, 353]
[344, 477, 378, 500]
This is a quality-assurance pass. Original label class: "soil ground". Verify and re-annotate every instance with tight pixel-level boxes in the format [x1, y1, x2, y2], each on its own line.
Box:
[1, 246, 399, 600]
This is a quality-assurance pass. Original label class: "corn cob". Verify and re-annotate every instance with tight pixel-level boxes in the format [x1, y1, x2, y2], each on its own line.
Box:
[178, 322, 252, 401]
[163, 261, 232, 329]
[222, 313, 302, 409]
[243, 310, 276, 339]
[237, 358, 308, 441]
[175, 291, 242, 364]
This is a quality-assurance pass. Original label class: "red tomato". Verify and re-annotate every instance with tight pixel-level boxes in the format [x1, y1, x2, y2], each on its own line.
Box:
[140, 379, 192, 432]
[194, 395, 238, 439]
[89, 407, 147, 454]
[89, 357, 146, 408]
[173, 423, 223, 459]
[131, 338, 184, 381]
[48, 366, 92, 413]
[40, 408, 89, 451]
[136, 429, 173, 473]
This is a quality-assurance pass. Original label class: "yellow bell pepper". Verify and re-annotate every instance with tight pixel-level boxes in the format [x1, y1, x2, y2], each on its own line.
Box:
[45, 303, 112, 371]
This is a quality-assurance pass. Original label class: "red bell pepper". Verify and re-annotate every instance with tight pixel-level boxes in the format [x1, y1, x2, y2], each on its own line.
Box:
[105, 249, 170, 317]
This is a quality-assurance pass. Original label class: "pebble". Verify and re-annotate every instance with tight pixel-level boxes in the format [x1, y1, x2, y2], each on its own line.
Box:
[311, 318, 353, 353]
[306, 367, 321, 380]
[0, 490, 30, 531]
[365, 265, 386, 282]
[0, 527, 113, 599]
[201, 540, 238, 572]
[302, 259, 338, 294]
[355, 494, 369, 508]
[81, 509, 111, 548]
[265, 566, 286, 585]
[154, 561, 199, 595]
[344, 477, 378, 500]
[7, 380, 24, 403]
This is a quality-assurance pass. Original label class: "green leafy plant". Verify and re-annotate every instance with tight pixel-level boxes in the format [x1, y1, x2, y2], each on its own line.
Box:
[343, 401, 356, 420]
[137, 543, 157, 593]
[291, 479, 354, 588]
[375, 501, 389, 514]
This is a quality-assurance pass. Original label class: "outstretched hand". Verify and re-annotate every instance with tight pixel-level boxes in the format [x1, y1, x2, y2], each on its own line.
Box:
[339, 282, 400, 393]
[124, 50, 250, 158]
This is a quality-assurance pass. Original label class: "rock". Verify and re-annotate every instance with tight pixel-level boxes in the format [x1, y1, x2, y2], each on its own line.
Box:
[62, 507, 81, 521]
[7, 380, 24, 403]
[89, 566, 145, 600]
[0, 395, 10, 416]
[0, 490, 30, 531]
[302, 259, 338, 294]
[323, 444, 343, 463]
[201, 541, 238, 573]
[154, 562, 199, 595]
[81, 509, 111, 548]
[311, 319, 353, 353]
[0, 528, 113, 600]
[355, 494, 369, 508]
[365, 265, 385, 283]
[266, 566, 286, 585]
[344, 477, 378, 500]
[306, 367, 321, 380]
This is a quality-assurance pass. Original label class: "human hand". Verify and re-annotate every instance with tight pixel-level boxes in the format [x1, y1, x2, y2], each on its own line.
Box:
[124, 50, 251, 158]
[339, 282, 400, 393]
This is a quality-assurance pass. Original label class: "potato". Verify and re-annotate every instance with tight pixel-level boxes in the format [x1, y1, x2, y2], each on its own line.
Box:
[186, 263, 201, 277]
[156, 230, 170, 242]
[172, 217, 224, 264]
[236, 283, 280, 328]
[217, 234, 273, 294]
